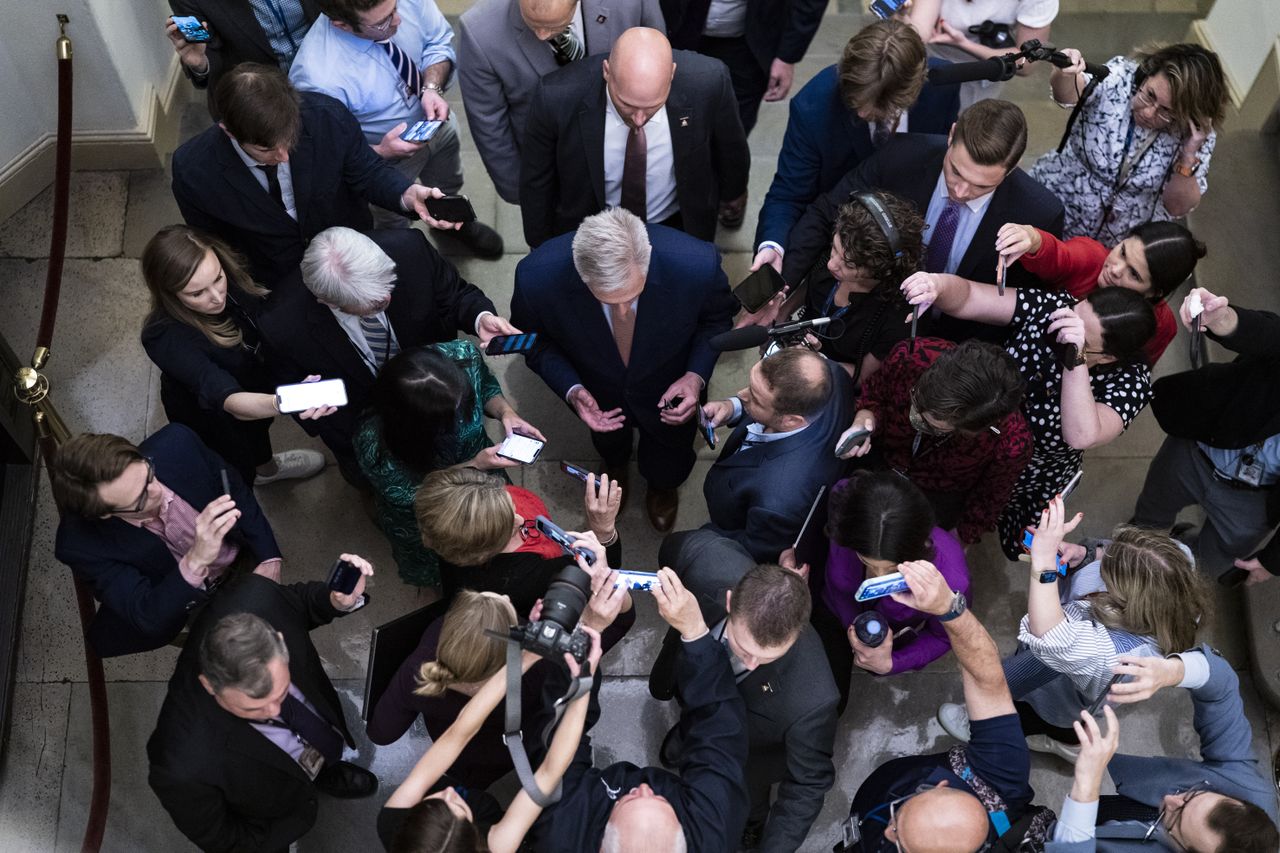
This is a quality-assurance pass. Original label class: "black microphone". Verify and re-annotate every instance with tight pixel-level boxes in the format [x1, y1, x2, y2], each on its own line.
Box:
[927, 57, 1009, 86]
[1045, 50, 1111, 81]
[710, 325, 769, 352]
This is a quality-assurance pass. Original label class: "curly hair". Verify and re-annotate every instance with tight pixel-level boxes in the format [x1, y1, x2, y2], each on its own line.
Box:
[832, 190, 924, 291]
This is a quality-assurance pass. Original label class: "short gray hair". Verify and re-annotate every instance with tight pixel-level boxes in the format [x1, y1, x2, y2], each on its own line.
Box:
[198, 612, 289, 698]
[571, 208, 651, 297]
[300, 227, 398, 311]
[600, 821, 687, 853]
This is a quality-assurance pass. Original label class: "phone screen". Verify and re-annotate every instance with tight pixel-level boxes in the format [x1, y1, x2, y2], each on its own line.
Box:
[497, 434, 544, 464]
[172, 15, 211, 42]
[733, 266, 785, 313]
[275, 378, 348, 413]
[485, 333, 538, 356]
[869, 0, 907, 19]
[400, 119, 442, 142]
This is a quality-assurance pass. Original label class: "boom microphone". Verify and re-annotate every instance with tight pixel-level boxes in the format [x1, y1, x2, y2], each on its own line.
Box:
[710, 325, 769, 352]
[927, 57, 1009, 86]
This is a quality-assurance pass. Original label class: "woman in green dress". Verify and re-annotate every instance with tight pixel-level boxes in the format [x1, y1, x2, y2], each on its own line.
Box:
[354, 341, 544, 587]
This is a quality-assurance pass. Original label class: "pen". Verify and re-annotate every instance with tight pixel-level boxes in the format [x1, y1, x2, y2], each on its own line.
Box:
[220, 469, 231, 497]
[910, 304, 919, 341]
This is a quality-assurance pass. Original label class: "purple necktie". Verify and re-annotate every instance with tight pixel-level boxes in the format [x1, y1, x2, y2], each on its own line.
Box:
[925, 200, 962, 273]
[620, 125, 647, 220]
[277, 692, 344, 764]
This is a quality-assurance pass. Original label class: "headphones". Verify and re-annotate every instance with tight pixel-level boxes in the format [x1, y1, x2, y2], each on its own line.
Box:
[850, 191, 903, 258]
[1132, 44, 1217, 102]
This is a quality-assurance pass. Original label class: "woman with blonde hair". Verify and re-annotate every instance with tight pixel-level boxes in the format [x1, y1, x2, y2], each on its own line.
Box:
[140, 224, 330, 485]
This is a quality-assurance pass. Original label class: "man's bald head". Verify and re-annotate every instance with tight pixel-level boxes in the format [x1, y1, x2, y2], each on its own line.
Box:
[601, 783, 686, 853]
[602, 28, 675, 128]
[519, 0, 576, 40]
[891, 787, 990, 853]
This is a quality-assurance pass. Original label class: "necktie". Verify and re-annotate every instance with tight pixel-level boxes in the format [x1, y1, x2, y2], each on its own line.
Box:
[1096, 794, 1161, 825]
[549, 27, 584, 66]
[358, 314, 400, 370]
[925, 200, 962, 273]
[379, 39, 422, 100]
[872, 118, 895, 148]
[257, 164, 285, 209]
[277, 692, 345, 764]
[609, 302, 635, 366]
[619, 124, 647, 220]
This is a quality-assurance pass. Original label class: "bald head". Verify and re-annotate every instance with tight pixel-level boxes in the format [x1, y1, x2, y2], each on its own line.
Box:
[520, 0, 576, 40]
[603, 28, 675, 128]
[601, 785, 686, 853]
[892, 787, 990, 853]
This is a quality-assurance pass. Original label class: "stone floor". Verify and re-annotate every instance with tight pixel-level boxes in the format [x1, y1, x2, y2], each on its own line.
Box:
[2, 7, 1279, 853]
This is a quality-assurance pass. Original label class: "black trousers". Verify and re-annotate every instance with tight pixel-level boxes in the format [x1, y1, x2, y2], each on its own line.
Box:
[696, 35, 770, 135]
[591, 410, 698, 491]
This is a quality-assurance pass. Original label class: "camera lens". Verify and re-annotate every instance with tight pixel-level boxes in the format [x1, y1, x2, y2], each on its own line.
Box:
[539, 563, 592, 630]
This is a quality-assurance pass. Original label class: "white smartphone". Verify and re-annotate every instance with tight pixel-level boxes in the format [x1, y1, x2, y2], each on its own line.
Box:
[614, 571, 661, 591]
[854, 571, 910, 602]
[275, 378, 348, 413]
[496, 433, 545, 464]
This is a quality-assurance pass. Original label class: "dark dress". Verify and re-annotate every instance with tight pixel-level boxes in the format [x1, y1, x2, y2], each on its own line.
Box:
[140, 288, 274, 484]
[797, 276, 921, 383]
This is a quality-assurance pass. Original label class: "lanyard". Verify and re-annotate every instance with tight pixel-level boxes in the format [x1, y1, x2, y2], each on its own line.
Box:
[1115, 118, 1160, 189]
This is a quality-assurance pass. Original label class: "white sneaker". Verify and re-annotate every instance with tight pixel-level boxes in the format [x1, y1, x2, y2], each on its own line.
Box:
[255, 450, 325, 485]
[1025, 733, 1081, 764]
[937, 703, 971, 742]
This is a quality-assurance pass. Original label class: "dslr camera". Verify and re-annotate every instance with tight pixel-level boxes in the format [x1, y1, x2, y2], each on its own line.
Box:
[498, 516, 594, 663]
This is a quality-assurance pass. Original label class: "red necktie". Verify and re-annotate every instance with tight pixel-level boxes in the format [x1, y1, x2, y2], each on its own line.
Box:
[620, 125, 647, 220]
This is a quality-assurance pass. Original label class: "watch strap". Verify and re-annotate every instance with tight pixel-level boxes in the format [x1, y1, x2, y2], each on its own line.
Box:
[937, 591, 966, 622]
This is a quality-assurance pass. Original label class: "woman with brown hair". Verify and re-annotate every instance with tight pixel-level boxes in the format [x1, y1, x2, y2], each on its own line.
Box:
[140, 224, 330, 485]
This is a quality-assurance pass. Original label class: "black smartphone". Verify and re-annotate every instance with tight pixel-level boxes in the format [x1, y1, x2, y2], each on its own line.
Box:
[220, 469, 232, 497]
[484, 333, 538, 356]
[171, 15, 212, 42]
[535, 515, 596, 565]
[1086, 674, 1123, 716]
[561, 462, 600, 489]
[698, 407, 718, 449]
[327, 558, 361, 595]
[733, 265, 786, 313]
[424, 194, 477, 223]
[835, 427, 872, 457]
[869, 0, 907, 18]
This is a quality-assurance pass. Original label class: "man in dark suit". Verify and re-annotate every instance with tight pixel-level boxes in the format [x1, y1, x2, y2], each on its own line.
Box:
[753, 19, 961, 274]
[519, 27, 750, 249]
[650, 531, 839, 852]
[51, 425, 282, 658]
[148, 569, 377, 852]
[165, 0, 320, 118]
[698, 347, 854, 562]
[511, 208, 736, 531]
[527, 566, 750, 853]
[256, 226, 511, 482]
[171, 63, 451, 286]
[782, 99, 1064, 292]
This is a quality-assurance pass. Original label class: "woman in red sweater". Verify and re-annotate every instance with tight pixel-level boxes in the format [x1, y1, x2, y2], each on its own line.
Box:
[994, 220, 1205, 363]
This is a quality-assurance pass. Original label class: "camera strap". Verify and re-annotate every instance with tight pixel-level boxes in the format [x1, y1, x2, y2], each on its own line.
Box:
[501, 641, 593, 808]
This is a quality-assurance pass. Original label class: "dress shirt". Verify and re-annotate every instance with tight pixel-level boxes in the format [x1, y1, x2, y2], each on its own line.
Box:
[702, 0, 748, 37]
[249, 682, 343, 766]
[289, 0, 456, 145]
[1199, 433, 1280, 486]
[248, 0, 313, 69]
[230, 141, 298, 221]
[123, 481, 242, 587]
[922, 172, 995, 275]
[603, 97, 678, 224]
[328, 307, 403, 374]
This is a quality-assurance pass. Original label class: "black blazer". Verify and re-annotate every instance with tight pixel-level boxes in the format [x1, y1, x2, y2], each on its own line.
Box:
[54, 424, 281, 658]
[781, 133, 1065, 287]
[171, 92, 410, 286]
[661, 0, 826, 72]
[649, 530, 839, 853]
[256, 229, 497, 459]
[147, 575, 358, 852]
[702, 356, 855, 562]
[518, 51, 750, 248]
[169, 0, 321, 118]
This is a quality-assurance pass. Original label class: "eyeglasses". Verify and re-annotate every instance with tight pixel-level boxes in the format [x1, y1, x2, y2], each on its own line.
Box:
[1133, 86, 1176, 125]
[908, 391, 952, 437]
[361, 4, 398, 38]
[111, 458, 155, 515]
[516, 519, 541, 542]
[1146, 783, 1208, 848]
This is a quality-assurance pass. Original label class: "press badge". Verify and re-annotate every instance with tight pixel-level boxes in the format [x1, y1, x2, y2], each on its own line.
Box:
[298, 744, 325, 780]
[1237, 453, 1264, 487]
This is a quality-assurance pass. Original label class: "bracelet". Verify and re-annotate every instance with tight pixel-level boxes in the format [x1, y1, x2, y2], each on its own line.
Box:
[597, 530, 619, 547]
[424, 82, 442, 92]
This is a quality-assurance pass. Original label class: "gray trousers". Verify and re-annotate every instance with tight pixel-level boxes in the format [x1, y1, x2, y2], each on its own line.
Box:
[371, 111, 465, 229]
[1132, 435, 1276, 577]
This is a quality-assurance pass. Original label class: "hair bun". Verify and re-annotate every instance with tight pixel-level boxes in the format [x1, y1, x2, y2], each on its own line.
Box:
[414, 660, 456, 698]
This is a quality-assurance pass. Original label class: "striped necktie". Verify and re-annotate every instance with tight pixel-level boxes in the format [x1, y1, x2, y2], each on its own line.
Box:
[378, 39, 422, 100]
[358, 314, 400, 370]
[549, 27, 584, 65]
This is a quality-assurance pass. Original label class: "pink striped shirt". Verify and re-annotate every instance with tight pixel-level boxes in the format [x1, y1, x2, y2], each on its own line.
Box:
[125, 482, 239, 587]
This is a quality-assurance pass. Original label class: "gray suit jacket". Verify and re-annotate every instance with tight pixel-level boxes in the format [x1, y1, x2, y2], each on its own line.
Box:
[457, 0, 665, 204]
[1046, 646, 1278, 851]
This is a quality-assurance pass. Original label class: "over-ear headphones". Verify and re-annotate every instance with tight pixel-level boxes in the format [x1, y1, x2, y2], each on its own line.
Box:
[851, 191, 903, 258]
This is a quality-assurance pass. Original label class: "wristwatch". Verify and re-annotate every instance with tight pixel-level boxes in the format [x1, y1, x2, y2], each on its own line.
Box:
[938, 591, 968, 622]
[423, 82, 443, 93]
[1173, 156, 1199, 178]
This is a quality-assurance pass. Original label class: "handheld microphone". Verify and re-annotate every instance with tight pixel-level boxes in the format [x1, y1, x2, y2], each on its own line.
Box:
[1046, 52, 1111, 81]
[927, 57, 1009, 85]
[709, 316, 835, 352]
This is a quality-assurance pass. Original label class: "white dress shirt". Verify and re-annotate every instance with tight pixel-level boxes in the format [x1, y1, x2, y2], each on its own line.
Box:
[923, 172, 995, 274]
[230, 141, 298, 221]
[603, 97, 678, 224]
[702, 0, 748, 37]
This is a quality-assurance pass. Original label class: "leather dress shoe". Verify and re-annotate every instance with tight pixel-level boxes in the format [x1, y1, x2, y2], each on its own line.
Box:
[645, 486, 679, 532]
[315, 760, 379, 799]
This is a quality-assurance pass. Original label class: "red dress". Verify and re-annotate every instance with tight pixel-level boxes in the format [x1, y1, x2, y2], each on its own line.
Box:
[1019, 229, 1176, 365]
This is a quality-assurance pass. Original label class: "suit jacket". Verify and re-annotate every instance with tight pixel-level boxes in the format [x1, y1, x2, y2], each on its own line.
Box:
[661, 0, 825, 72]
[256, 228, 497, 460]
[54, 424, 281, 658]
[457, 0, 665, 204]
[147, 575, 359, 852]
[781, 133, 1065, 288]
[510, 224, 735, 437]
[170, 0, 322, 118]
[702, 356, 854, 562]
[1045, 646, 1278, 852]
[518, 51, 750, 248]
[754, 60, 961, 250]
[171, 92, 410, 286]
[530, 633, 750, 852]
[649, 530, 839, 853]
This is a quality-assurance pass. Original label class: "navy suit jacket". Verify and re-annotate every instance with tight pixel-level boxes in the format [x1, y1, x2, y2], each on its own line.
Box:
[255, 229, 497, 460]
[781, 133, 1065, 288]
[702, 356, 854, 562]
[54, 424, 281, 657]
[511, 224, 735, 437]
[754, 60, 961, 251]
[171, 92, 410, 286]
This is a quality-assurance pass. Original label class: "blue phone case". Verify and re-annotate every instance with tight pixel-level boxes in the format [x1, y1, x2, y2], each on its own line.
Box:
[854, 572, 911, 602]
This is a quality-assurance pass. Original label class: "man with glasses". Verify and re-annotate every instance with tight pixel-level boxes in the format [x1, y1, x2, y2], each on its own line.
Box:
[1046, 648, 1278, 852]
[290, 0, 505, 257]
[838, 561, 1043, 852]
[51, 426, 284, 657]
